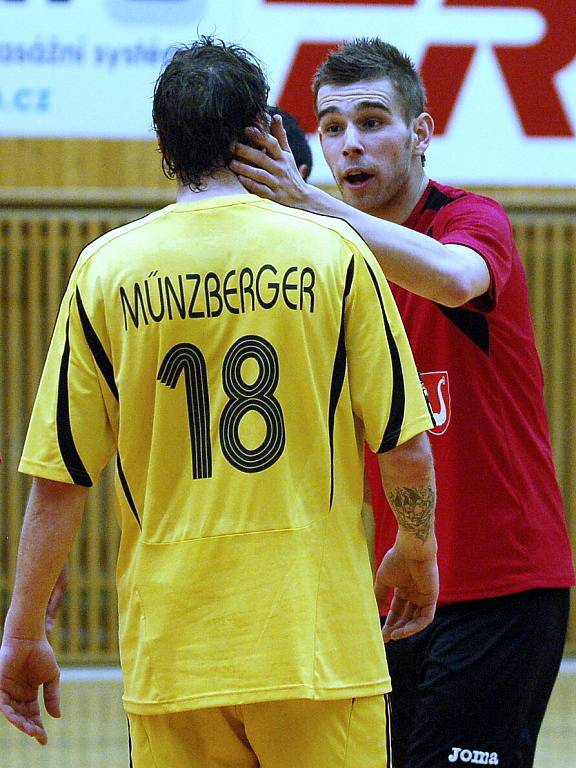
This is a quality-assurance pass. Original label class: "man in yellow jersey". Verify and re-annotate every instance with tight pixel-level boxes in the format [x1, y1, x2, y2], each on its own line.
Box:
[40, 106, 314, 638]
[0, 37, 438, 768]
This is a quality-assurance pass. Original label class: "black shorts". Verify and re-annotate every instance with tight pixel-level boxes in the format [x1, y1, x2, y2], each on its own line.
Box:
[382, 588, 570, 768]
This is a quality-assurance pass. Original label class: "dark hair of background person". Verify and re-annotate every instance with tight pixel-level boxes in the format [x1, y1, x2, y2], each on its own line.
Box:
[153, 36, 270, 190]
[312, 37, 426, 125]
[269, 107, 313, 181]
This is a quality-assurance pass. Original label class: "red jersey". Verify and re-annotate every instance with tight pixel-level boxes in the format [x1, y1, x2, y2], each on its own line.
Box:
[368, 180, 575, 605]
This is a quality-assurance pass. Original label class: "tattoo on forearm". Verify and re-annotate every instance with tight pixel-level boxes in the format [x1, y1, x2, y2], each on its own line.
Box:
[388, 485, 435, 542]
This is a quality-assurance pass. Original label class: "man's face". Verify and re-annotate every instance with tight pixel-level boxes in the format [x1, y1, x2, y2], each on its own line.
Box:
[316, 77, 418, 217]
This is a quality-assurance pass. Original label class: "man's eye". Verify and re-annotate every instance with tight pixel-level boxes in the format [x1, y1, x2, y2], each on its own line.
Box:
[323, 123, 342, 134]
[363, 119, 382, 129]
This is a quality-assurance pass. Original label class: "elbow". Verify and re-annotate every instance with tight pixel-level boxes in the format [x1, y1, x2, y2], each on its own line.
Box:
[379, 432, 434, 480]
[432, 249, 491, 307]
[434, 273, 483, 308]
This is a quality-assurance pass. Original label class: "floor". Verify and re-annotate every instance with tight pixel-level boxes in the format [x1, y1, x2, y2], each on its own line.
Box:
[0, 664, 574, 767]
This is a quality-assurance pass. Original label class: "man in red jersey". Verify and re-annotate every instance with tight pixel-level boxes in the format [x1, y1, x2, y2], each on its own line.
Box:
[0, 38, 439, 766]
[232, 37, 575, 768]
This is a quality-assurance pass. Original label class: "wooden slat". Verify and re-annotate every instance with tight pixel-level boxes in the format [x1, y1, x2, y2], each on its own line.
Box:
[4, 220, 27, 588]
[0, 223, 8, 622]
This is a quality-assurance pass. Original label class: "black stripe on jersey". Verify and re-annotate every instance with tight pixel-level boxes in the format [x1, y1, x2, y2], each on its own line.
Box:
[385, 693, 393, 766]
[363, 260, 406, 452]
[127, 717, 133, 768]
[117, 455, 141, 528]
[76, 288, 119, 400]
[422, 186, 466, 213]
[57, 317, 93, 487]
[437, 304, 490, 354]
[328, 256, 354, 507]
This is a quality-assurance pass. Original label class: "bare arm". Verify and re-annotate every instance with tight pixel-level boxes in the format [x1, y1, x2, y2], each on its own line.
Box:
[231, 118, 489, 307]
[45, 564, 70, 635]
[373, 431, 438, 641]
[0, 478, 88, 744]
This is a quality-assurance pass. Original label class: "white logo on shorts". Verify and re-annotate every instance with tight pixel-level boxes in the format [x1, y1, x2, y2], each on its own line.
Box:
[448, 746, 499, 764]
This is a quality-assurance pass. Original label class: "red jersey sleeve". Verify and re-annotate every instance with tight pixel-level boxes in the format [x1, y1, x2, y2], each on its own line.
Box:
[432, 194, 516, 313]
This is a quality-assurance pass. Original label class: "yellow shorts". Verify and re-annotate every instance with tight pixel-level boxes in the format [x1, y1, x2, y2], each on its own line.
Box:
[128, 694, 391, 768]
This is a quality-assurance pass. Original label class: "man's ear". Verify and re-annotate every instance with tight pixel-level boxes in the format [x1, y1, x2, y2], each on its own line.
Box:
[298, 164, 311, 181]
[412, 112, 434, 159]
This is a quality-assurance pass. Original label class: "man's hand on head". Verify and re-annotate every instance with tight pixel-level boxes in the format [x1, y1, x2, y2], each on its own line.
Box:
[231, 115, 310, 207]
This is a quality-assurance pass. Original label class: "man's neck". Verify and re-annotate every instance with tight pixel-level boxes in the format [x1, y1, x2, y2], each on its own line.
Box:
[377, 171, 429, 225]
[177, 168, 249, 203]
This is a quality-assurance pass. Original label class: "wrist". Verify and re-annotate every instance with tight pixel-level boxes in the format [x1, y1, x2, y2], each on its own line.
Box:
[307, 185, 334, 216]
[4, 606, 47, 641]
[395, 528, 437, 559]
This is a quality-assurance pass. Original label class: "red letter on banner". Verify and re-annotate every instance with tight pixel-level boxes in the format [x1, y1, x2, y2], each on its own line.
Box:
[276, 1, 574, 137]
[418, 46, 476, 136]
[443, 0, 574, 136]
[277, 42, 341, 133]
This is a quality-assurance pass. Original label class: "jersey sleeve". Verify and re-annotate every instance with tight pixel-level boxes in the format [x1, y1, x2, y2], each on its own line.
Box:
[434, 194, 516, 312]
[19, 262, 117, 486]
[344, 244, 434, 453]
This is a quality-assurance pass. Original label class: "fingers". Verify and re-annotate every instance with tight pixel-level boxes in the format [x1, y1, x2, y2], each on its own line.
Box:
[230, 160, 279, 198]
[270, 114, 291, 152]
[230, 146, 282, 196]
[382, 598, 436, 642]
[233, 141, 281, 175]
[229, 158, 279, 191]
[43, 676, 61, 719]
[245, 125, 285, 160]
[234, 175, 277, 201]
[381, 592, 413, 642]
[381, 609, 401, 643]
[388, 606, 435, 641]
[0, 702, 48, 745]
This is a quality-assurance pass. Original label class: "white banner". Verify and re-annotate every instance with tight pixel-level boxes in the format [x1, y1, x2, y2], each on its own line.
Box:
[1, 0, 575, 185]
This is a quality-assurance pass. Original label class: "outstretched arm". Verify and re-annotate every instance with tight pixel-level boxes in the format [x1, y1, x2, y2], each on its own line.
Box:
[231, 117, 489, 307]
[373, 432, 438, 642]
[0, 478, 88, 744]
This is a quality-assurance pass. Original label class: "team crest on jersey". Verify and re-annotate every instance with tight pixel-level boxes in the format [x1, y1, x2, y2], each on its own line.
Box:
[421, 371, 451, 436]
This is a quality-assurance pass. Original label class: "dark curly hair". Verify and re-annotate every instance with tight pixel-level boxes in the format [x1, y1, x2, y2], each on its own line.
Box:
[153, 37, 270, 190]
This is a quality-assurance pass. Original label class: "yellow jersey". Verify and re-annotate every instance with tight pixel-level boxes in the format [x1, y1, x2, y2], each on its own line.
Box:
[20, 194, 433, 713]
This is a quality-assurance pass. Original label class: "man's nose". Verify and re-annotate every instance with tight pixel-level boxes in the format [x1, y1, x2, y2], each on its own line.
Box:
[342, 126, 363, 156]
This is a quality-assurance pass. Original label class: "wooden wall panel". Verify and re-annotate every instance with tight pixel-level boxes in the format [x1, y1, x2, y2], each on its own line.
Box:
[0, 138, 172, 190]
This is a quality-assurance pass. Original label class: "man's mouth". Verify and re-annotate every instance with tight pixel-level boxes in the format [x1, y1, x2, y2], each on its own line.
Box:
[343, 170, 374, 187]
